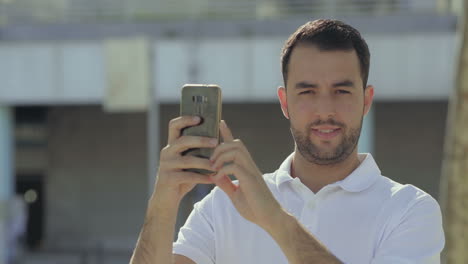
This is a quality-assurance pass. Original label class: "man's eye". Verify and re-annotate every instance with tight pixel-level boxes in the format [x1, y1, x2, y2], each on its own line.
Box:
[299, 90, 313, 95]
[337, 90, 350, 94]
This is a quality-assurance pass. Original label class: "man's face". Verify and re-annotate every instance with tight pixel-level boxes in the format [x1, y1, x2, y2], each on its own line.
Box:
[278, 44, 374, 165]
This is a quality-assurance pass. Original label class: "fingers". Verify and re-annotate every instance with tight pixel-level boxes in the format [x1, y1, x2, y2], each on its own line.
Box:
[210, 146, 243, 172]
[169, 136, 218, 155]
[167, 155, 214, 172]
[167, 116, 201, 144]
[220, 120, 234, 142]
[209, 139, 261, 184]
[166, 171, 214, 185]
[212, 162, 249, 185]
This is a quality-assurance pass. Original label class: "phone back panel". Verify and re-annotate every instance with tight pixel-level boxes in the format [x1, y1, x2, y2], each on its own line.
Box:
[180, 84, 222, 161]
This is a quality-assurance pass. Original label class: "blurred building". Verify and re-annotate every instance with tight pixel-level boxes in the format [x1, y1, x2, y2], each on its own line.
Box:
[0, 0, 460, 263]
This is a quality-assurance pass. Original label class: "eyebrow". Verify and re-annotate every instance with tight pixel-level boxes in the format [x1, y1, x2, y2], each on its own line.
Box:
[333, 80, 355, 88]
[294, 82, 318, 89]
[294, 80, 355, 89]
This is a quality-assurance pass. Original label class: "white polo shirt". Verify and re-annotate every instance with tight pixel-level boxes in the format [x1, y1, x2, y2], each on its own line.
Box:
[173, 153, 445, 264]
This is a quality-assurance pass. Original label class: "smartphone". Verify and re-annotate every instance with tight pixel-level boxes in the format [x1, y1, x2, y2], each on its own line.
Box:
[180, 84, 222, 174]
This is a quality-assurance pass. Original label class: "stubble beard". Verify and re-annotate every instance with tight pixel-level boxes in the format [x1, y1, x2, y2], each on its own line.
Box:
[291, 117, 363, 166]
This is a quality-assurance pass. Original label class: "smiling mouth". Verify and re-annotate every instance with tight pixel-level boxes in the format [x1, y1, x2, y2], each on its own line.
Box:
[311, 128, 341, 140]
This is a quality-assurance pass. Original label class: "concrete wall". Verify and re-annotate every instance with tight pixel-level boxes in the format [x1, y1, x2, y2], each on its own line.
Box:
[46, 106, 148, 252]
[374, 101, 448, 199]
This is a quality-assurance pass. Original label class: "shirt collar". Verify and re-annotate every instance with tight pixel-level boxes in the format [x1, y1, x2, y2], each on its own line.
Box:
[275, 153, 295, 187]
[275, 152, 381, 193]
[333, 153, 381, 192]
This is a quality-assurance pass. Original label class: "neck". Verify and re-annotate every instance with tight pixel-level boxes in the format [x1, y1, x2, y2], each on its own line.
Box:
[291, 148, 362, 193]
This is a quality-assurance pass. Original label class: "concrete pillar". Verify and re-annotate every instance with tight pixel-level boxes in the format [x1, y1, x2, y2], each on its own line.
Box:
[0, 106, 14, 264]
[358, 106, 374, 154]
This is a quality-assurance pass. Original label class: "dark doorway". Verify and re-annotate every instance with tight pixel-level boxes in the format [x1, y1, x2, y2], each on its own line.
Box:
[16, 175, 44, 250]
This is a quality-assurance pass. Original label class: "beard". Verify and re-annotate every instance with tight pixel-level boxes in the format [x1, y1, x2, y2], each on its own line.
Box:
[291, 117, 362, 166]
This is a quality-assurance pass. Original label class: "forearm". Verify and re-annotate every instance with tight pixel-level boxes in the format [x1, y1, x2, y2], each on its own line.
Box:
[264, 210, 342, 264]
[130, 195, 180, 264]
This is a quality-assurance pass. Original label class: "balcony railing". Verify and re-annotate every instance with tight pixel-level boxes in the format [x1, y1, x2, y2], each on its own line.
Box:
[0, 0, 459, 25]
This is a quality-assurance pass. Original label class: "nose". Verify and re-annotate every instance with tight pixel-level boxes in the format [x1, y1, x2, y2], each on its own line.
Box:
[313, 94, 336, 119]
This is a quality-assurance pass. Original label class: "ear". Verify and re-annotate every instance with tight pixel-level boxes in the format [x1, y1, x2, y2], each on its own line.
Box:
[363, 85, 375, 116]
[277, 86, 290, 119]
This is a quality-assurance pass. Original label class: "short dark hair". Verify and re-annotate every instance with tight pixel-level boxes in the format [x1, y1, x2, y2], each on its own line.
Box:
[281, 19, 370, 88]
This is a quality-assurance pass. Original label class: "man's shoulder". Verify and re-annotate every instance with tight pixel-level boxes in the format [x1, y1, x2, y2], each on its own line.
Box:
[373, 175, 441, 218]
[371, 176, 444, 257]
[377, 175, 435, 200]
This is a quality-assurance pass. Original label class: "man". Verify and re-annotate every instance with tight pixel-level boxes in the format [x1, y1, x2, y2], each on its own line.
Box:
[130, 19, 445, 264]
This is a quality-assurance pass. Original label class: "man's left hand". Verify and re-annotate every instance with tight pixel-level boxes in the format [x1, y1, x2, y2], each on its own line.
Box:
[209, 120, 285, 231]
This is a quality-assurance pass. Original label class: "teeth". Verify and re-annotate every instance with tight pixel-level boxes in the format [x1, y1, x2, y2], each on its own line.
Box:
[319, 129, 334, 133]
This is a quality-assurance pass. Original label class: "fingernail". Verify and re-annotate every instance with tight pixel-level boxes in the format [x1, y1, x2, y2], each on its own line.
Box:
[193, 116, 200, 122]
[210, 138, 218, 146]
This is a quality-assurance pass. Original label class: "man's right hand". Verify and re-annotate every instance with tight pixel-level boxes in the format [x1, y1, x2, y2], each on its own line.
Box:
[130, 116, 214, 264]
[152, 115, 217, 206]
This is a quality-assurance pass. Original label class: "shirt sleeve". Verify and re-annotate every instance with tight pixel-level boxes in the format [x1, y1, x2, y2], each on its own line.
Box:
[371, 195, 445, 264]
[173, 189, 216, 264]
